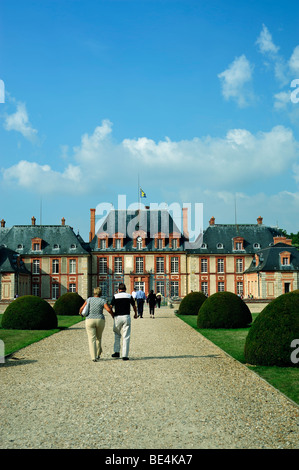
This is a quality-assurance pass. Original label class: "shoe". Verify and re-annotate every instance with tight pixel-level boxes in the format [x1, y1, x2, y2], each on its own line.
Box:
[112, 352, 120, 358]
[122, 357, 129, 361]
[92, 359, 98, 362]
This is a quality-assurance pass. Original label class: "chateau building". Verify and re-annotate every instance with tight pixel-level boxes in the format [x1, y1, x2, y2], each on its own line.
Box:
[0, 208, 298, 302]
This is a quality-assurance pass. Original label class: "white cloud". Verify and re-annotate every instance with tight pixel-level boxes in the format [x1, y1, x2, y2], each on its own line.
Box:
[289, 45, 299, 75]
[274, 91, 291, 109]
[256, 24, 279, 55]
[218, 55, 254, 107]
[2, 121, 299, 198]
[2, 160, 82, 194]
[4, 102, 38, 142]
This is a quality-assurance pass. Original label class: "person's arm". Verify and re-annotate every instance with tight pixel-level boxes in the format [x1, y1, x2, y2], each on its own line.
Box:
[130, 296, 138, 318]
[104, 303, 114, 318]
[79, 301, 87, 316]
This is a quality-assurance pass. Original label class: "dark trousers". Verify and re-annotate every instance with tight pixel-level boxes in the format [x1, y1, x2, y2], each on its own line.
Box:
[137, 299, 144, 316]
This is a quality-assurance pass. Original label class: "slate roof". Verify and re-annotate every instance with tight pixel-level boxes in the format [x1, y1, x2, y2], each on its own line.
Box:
[0, 225, 90, 256]
[0, 246, 31, 274]
[244, 242, 299, 273]
[90, 210, 186, 252]
[187, 223, 283, 254]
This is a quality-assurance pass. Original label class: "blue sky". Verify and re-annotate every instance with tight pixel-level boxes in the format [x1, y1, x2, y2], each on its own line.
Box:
[1, 0, 299, 240]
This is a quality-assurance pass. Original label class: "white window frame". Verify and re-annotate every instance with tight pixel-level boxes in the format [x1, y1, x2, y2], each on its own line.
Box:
[156, 257, 164, 274]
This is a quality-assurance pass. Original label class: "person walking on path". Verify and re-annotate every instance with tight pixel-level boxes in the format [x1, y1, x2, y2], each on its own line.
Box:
[147, 290, 157, 318]
[110, 283, 138, 360]
[135, 288, 146, 318]
[79, 287, 114, 362]
[156, 292, 162, 308]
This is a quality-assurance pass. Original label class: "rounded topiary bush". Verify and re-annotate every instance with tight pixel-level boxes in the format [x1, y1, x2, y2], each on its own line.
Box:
[197, 291, 252, 328]
[244, 291, 299, 367]
[1, 295, 58, 330]
[53, 292, 85, 316]
[178, 291, 207, 315]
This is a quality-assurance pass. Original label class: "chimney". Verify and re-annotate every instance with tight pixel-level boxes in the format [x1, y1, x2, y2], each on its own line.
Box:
[89, 208, 96, 242]
[209, 216, 215, 226]
[182, 207, 189, 239]
[273, 236, 292, 246]
[31, 216, 36, 226]
[257, 216, 263, 225]
[1, 219, 5, 228]
[61, 217, 65, 226]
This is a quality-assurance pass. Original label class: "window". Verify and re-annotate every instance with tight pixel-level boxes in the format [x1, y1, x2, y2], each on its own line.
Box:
[33, 259, 40, 274]
[282, 257, 289, 265]
[237, 282, 243, 295]
[236, 258, 243, 273]
[170, 281, 179, 297]
[70, 244, 77, 249]
[17, 244, 23, 250]
[201, 282, 208, 295]
[201, 243, 207, 249]
[201, 258, 208, 273]
[114, 257, 123, 274]
[172, 239, 178, 249]
[100, 239, 106, 249]
[33, 243, 40, 251]
[99, 257, 107, 274]
[156, 257, 164, 274]
[217, 243, 223, 249]
[52, 259, 59, 274]
[218, 282, 225, 292]
[136, 257, 144, 274]
[137, 238, 143, 250]
[171, 257, 179, 274]
[253, 243, 260, 249]
[99, 281, 108, 298]
[69, 259, 76, 274]
[217, 258, 224, 273]
[32, 283, 39, 296]
[156, 281, 165, 297]
[52, 283, 59, 300]
[157, 239, 163, 249]
[69, 283, 76, 293]
[115, 239, 121, 249]
[53, 244, 60, 249]
[134, 281, 145, 291]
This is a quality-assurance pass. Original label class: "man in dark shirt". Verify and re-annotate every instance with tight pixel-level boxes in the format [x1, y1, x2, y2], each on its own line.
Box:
[110, 283, 137, 360]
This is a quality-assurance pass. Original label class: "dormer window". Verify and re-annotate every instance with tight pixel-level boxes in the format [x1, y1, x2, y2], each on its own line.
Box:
[233, 237, 244, 251]
[201, 243, 207, 249]
[112, 232, 124, 249]
[154, 233, 166, 249]
[32, 237, 42, 251]
[217, 243, 223, 249]
[70, 244, 77, 249]
[280, 251, 291, 266]
[17, 244, 23, 250]
[253, 243, 260, 249]
[115, 239, 121, 250]
[53, 244, 60, 249]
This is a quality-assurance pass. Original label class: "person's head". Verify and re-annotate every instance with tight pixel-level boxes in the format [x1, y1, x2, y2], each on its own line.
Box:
[150, 290, 153, 294]
[118, 283, 126, 292]
[93, 287, 102, 297]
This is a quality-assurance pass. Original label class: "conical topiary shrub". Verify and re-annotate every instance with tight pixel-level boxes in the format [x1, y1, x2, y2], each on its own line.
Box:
[53, 292, 85, 316]
[244, 291, 299, 367]
[197, 291, 252, 328]
[1, 295, 58, 330]
[178, 291, 207, 315]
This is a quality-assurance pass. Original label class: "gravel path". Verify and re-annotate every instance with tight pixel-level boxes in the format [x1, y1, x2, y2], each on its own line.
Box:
[0, 308, 298, 449]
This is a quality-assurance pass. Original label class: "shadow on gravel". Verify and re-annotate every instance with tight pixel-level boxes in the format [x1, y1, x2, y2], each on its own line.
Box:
[0, 357, 37, 368]
[106, 354, 223, 361]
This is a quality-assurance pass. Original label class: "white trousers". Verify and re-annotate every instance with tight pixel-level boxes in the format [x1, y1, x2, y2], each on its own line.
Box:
[113, 315, 131, 358]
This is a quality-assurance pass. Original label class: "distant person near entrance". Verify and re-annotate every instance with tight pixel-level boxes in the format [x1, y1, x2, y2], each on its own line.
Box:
[136, 288, 146, 318]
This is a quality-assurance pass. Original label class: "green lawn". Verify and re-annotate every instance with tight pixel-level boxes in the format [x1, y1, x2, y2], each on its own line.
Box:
[0, 314, 83, 357]
[177, 313, 299, 406]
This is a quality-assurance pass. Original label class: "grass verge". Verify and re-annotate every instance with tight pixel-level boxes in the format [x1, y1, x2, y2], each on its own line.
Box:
[0, 314, 83, 357]
[177, 313, 299, 406]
